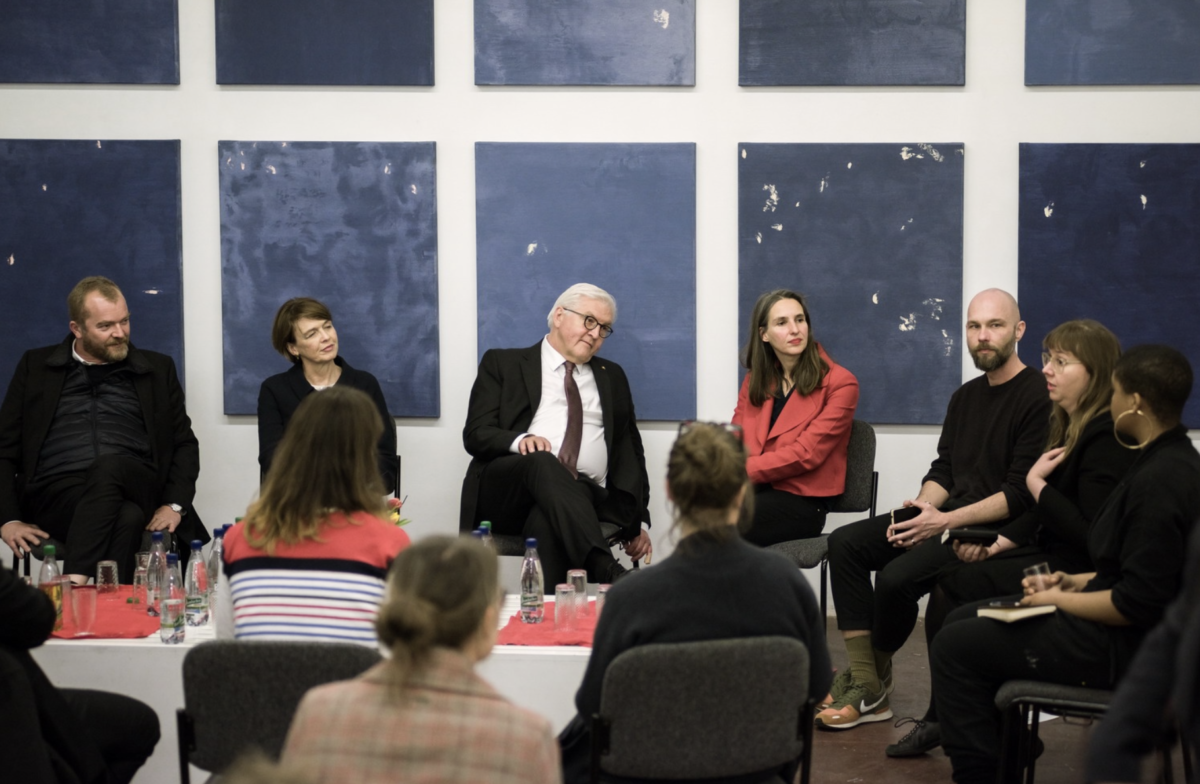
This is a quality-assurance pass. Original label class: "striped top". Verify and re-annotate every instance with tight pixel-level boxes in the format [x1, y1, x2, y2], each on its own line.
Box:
[223, 511, 410, 645]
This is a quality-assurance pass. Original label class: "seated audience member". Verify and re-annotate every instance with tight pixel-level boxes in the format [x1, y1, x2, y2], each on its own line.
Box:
[1, 275, 206, 583]
[460, 283, 652, 586]
[558, 421, 832, 784]
[931, 344, 1200, 784]
[258, 297, 397, 490]
[732, 289, 858, 547]
[223, 386, 409, 643]
[1085, 524, 1200, 783]
[1, 563, 159, 783]
[889, 319, 1134, 757]
[819, 289, 1049, 730]
[283, 535, 561, 784]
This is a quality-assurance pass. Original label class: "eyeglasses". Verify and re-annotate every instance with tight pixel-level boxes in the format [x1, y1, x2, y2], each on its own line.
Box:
[562, 307, 614, 339]
[678, 420, 745, 444]
[1041, 353, 1083, 372]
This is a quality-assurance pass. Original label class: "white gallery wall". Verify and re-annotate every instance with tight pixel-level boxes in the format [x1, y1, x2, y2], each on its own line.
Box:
[2, 3, 1198, 597]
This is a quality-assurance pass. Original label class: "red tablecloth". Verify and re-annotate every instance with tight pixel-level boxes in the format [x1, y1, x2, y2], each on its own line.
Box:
[51, 585, 161, 640]
[496, 600, 598, 647]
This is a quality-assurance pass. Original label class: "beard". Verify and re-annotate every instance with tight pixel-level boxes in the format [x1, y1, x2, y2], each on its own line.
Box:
[969, 332, 1017, 372]
[80, 331, 129, 363]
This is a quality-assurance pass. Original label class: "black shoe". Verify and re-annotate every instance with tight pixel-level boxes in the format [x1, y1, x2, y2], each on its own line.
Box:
[885, 718, 941, 758]
[605, 561, 630, 584]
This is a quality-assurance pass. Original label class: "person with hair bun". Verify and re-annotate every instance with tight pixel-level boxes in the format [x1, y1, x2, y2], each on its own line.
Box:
[558, 422, 832, 784]
[223, 386, 409, 644]
[282, 536, 561, 784]
[931, 344, 1200, 784]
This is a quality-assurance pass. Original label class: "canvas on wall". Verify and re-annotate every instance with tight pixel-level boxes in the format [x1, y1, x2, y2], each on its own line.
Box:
[1026, 0, 1200, 85]
[475, 142, 696, 421]
[739, 143, 964, 425]
[739, 0, 965, 86]
[0, 0, 178, 84]
[1018, 143, 1200, 425]
[0, 140, 184, 383]
[220, 141, 439, 417]
[475, 0, 695, 86]
[215, 0, 434, 86]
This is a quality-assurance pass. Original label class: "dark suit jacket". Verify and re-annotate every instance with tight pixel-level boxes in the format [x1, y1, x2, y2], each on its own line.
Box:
[460, 342, 651, 535]
[0, 335, 206, 545]
[257, 356, 398, 491]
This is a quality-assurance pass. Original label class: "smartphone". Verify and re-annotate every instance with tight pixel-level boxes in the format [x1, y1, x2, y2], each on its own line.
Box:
[891, 506, 920, 525]
[946, 528, 1000, 546]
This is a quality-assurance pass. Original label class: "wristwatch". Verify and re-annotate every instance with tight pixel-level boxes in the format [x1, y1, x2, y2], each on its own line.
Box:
[168, 503, 186, 516]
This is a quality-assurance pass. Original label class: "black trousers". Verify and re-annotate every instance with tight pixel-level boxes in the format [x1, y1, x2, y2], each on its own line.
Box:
[827, 512, 960, 652]
[741, 486, 830, 548]
[475, 452, 622, 586]
[0, 645, 160, 784]
[931, 600, 1113, 784]
[23, 455, 160, 579]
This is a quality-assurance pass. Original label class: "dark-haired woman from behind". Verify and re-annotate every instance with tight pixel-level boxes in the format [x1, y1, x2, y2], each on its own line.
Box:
[733, 290, 858, 547]
[282, 536, 561, 784]
[558, 421, 832, 784]
[931, 345, 1200, 784]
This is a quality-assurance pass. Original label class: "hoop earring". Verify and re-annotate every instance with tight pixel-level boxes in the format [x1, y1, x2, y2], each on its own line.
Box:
[1113, 408, 1152, 450]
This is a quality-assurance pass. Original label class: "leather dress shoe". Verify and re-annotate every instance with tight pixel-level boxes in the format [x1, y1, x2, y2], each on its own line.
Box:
[885, 718, 941, 758]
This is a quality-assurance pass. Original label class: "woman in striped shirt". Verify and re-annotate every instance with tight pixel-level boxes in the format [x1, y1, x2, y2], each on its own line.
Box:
[223, 386, 409, 644]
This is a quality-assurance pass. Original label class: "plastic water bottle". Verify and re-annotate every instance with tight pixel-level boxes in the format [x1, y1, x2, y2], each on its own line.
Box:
[470, 529, 484, 541]
[145, 531, 169, 617]
[38, 544, 64, 631]
[206, 526, 225, 599]
[479, 521, 495, 551]
[185, 540, 210, 626]
[520, 537, 545, 624]
[159, 553, 186, 643]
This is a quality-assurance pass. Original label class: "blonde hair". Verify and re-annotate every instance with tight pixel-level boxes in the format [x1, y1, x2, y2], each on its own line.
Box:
[1042, 319, 1121, 455]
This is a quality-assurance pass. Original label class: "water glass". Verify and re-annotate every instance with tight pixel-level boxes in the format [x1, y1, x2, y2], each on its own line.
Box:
[596, 583, 611, 619]
[96, 560, 119, 596]
[554, 584, 577, 631]
[1023, 562, 1052, 592]
[71, 586, 97, 636]
[566, 569, 587, 616]
[160, 598, 185, 644]
[132, 552, 150, 605]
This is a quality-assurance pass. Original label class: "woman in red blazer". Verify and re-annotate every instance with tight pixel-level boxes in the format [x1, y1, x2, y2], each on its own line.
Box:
[732, 289, 859, 547]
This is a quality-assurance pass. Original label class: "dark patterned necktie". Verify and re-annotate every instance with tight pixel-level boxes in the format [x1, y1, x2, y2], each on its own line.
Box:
[559, 361, 582, 478]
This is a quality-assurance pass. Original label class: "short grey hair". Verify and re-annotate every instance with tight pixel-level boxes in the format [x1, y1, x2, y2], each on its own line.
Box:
[546, 283, 618, 329]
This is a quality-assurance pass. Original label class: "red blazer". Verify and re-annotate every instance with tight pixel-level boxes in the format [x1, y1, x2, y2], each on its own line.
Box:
[732, 349, 859, 499]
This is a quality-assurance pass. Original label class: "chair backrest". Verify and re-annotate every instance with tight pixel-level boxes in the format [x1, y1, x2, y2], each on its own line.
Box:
[830, 419, 877, 516]
[593, 637, 811, 780]
[180, 640, 381, 774]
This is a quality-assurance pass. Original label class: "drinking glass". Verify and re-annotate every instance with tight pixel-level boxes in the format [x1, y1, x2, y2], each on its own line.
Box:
[96, 561, 119, 596]
[132, 552, 150, 605]
[566, 569, 587, 616]
[1023, 562, 1052, 593]
[596, 583, 611, 619]
[71, 586, 97, 636]
[554, 584, 577, 631]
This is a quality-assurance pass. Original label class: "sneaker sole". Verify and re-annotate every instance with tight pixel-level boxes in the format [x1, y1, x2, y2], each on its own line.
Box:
[815, 707, 894, 731]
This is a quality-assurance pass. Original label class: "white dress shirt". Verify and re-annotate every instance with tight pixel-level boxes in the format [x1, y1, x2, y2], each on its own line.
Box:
[511, 337, 608, 486]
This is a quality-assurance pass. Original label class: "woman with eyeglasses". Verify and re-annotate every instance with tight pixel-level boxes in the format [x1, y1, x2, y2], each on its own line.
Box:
[282, 535, 560, 784]
[886, 319, 1137, 758]
[732, 289, 859, 547]
[930, 345, 1200, 784]
[557, 421, 832, 783]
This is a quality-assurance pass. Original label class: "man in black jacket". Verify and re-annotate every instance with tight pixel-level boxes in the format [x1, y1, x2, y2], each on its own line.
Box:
[0, 276, 205, 581]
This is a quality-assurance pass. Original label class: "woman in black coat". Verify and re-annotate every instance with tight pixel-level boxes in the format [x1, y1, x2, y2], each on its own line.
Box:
[257, 297, 397, 491]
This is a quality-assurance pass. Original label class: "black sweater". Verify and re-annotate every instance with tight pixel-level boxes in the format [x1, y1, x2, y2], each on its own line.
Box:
[923, 366, 1050, 519]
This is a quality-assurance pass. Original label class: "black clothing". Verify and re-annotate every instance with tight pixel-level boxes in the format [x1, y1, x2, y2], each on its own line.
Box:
[0, 564, 160, 784]
[257, 356, 398, 490]
[932, 426, 1200, 784]
[767, 388, 793, 431]
[828, 367, 1050, 648]
[742, 486, 829, 548]
[558, 533, 831, 784]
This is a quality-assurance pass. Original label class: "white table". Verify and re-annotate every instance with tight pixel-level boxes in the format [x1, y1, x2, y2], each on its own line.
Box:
[33, 596, 591, 784]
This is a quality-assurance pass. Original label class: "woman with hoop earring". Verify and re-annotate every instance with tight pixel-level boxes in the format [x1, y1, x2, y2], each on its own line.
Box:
[927, 345, 1200, 784]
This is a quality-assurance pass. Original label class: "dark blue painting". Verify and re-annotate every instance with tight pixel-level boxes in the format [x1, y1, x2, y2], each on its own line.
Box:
[475, 143, 696, 421]
[739, 143, 964, 425]
[0, 140, 183, 385]
[739, 0, 965, 86]
[475, 0, 695, 86]
[0, 0, 178, 84]
[1019, 144, 1200, 426]
[220, 141, 439, 417]
[1026, 0, 1200, 85]
[215, 0, 434, 85]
